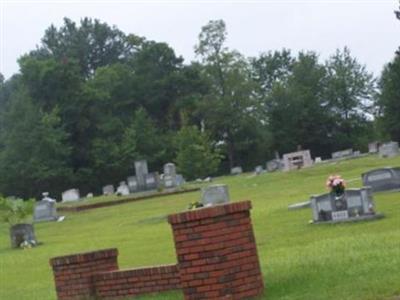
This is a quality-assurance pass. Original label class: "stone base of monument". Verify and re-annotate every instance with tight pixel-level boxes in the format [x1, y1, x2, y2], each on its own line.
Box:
[312, 213, 384, 224]
[9, 224, 38, 249]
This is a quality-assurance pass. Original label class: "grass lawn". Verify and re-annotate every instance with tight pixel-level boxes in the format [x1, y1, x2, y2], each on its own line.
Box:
[1, 155, 400, 300]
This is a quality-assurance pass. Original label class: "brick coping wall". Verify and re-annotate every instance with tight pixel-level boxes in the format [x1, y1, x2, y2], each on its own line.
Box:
[168, 201, 264, 300]
[93, 264, 181, 299]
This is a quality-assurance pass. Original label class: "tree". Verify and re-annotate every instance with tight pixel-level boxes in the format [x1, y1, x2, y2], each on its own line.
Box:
[378, 55, 400, 141]
[39, 17, 139, 77]
[267, 52, 331, 157]
[195, 20, 269, 169]
[324, 47, 375, 150]
[0, 89, 72, 198]
[175, 126, 221, 180]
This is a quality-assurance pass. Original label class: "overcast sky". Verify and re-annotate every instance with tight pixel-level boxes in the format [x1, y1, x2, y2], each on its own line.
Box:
[0, 0, 399, 80]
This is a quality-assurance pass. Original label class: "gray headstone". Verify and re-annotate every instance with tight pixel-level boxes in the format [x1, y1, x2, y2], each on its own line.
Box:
[310, 187, 375, 223]
[61, 189, 80, 202]
[175, 174, 185, 186]
[254, 165, 263, 175]
[116, 181, 130, 196]
[145, 173, 159, 190]
[200, 184, 230, 206]
[34, 199, 58, 222]
[102, 185, 115, 195]
[362, 167, 400, 192]
[127, 176, 138, 193]
[331, 149, 353, 159]
[368, 142, 379, 154]
[231, 166, 243, 175]
[266, 159, 282, 172]
[135, 160, 149, 189]
[86, 193, 94, 198]
[9, 224, 37, 248]
[163, 163, 176, 177]
[379, 141, 399, 158]
[314, 157, 322, 163]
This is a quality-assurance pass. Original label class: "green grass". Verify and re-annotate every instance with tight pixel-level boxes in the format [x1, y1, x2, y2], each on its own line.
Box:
[1, 155, 400, 300]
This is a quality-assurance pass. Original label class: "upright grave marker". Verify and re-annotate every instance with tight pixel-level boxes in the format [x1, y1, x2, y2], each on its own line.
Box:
[362, 167, 400, 192]
[34, 192, 58, 222]
[379, 141, 399, 158]
[282, 150, 313, 171]
[61, 189, 80, 202]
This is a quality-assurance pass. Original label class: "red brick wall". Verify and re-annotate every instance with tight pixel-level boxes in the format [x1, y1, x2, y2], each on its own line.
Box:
[49, 248, 119, 300]
[168, 201, 264, 300]
[93, 264, 180, 299]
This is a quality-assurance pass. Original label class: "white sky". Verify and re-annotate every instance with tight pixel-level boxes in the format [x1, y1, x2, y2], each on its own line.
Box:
[0, 0, 399, 80]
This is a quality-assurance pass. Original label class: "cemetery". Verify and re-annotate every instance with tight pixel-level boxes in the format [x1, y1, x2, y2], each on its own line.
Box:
[1, 155, 400, 300]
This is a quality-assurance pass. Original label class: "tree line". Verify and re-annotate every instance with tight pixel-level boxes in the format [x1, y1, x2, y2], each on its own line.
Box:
[0, 16, 399, 199]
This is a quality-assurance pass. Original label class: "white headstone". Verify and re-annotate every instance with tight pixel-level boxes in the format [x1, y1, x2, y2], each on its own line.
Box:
[116, 181, 130, 196]
[102, 185, 115, 195]
[61, 189, 80, 202]
[231, 166, 243, 175]
[200, 184, 230, 207]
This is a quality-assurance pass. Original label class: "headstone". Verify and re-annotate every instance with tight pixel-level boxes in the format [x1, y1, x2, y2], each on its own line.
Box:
[102, 185, 114, 195]
[135, 160, 149, 190]
[353, 150, 361, 156]
[266, 159, 282, 172]
[176, 174, 185, 186]
[61, 189, 80, 202]
[230, 166, 243, 175]
[9, 224, 37, 248]
[362, 167, 400, 192]
[200, 184, 230, 207]
[379, 141, 399, 158]
[145, 173, 159, 190]
[116, 181, 130, 196]
[127, 176, 138, 193]
[315, 157, 322, 163]
[86, 193, 93, 198]
[310, 187, 377, 223]
[163, 163, 177, 188]
[254, 165, 263, 175]
[203, 176, 212, 183]
[368, 142, 380, 154]
[282, 150, 313, 172]
[34, 193, 58, 222]
[331, 149, 353, 160]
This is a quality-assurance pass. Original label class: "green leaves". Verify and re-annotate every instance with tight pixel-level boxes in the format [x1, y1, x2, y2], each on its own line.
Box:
[0, 197, 35, 226]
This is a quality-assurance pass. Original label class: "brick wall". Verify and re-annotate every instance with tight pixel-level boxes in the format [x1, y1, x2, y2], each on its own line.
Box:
[49, 248, 119, 300]
[168, 201, 264, 300]
[93, 264, 180, 299]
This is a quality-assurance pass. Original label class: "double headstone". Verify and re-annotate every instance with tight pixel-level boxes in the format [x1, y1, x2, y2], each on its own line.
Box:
[310, 187, 377, 223]
[282, 150, 313, 172]
[34, 193, 58, 222]
[379, 141, 399, 158]
[200, 184, 230, 207]
[62, 189, 80, 202]
[362, 167, 400, 192]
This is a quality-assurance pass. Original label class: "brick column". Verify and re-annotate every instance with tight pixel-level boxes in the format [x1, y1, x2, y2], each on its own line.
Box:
[49, 248, 118, 300]
[168, 201, 264, 300]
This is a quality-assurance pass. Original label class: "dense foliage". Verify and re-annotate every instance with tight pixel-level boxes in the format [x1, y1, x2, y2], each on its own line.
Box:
[0, 17, 397, 198]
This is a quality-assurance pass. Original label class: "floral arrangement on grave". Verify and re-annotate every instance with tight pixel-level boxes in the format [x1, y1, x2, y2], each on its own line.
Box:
[326, 175, 346, 196]
[0, 197, 37, 249]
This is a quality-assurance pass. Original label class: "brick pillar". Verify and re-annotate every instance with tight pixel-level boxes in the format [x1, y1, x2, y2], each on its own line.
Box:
[49, 248, 118, 300]
[168, 201, 264, 300]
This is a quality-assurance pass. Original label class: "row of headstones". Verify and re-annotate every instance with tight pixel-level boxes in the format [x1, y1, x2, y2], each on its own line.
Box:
[60, 161, 185, 202]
